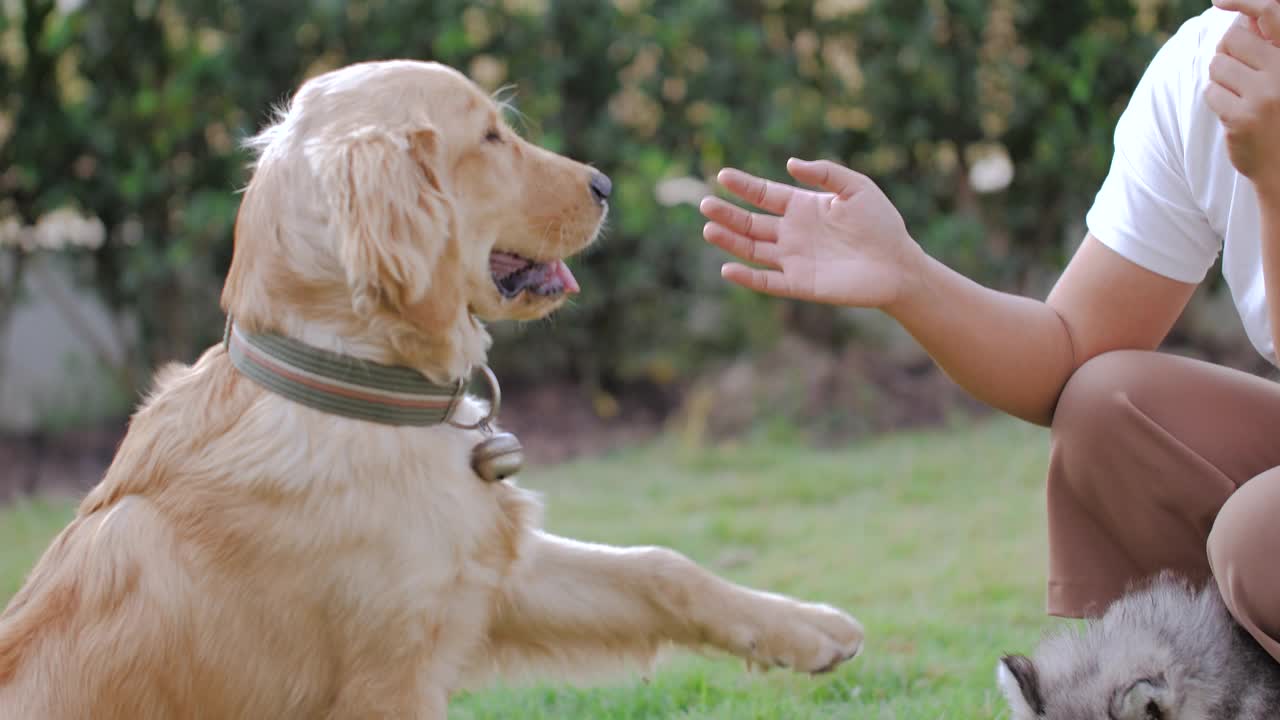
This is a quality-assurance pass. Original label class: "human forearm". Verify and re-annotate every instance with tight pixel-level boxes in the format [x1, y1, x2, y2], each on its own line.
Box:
[886, 234, 1198, 426]
[886, 249, 1075, 426]
[702, 163, 1193, 427]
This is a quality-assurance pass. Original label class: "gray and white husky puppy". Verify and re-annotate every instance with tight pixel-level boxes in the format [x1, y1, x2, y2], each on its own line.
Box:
[996, 573, 1280, 719]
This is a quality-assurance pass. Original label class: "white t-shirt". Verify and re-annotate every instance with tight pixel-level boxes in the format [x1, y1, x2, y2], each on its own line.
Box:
[1086, 7, 1277, 367]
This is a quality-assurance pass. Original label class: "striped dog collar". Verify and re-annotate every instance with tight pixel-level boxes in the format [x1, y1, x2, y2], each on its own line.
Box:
[226, 321, 469, 426]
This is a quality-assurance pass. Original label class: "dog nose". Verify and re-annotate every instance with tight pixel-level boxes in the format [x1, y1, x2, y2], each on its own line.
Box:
[589, 172, 612, 204]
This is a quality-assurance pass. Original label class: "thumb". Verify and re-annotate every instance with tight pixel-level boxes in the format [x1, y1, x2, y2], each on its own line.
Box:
[786, 158, 869, 198]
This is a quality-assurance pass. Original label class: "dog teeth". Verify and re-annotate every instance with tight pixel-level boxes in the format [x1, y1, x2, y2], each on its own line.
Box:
[492, 256, 566, 298]
[489, 251, 533, 280]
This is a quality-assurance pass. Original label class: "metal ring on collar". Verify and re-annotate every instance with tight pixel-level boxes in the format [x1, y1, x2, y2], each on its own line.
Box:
[446, 364, 502, 430]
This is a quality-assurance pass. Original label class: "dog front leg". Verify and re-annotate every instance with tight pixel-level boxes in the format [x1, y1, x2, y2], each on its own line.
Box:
[462, 530, 863, 687]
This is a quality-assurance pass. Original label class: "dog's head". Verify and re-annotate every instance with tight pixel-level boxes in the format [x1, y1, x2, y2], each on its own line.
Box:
[997, 651, 1182, 720]
[996, 578, 1238, 720]
[222, 60, 608, 380]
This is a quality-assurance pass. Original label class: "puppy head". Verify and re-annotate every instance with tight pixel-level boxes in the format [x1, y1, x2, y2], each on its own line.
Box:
[995, 576, 1228, 720]
[222, 60, 608, 378]
[998, 653, 1180, 720]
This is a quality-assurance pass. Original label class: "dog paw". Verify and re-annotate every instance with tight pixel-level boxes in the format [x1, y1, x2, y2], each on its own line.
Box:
[725, 597, 864, 675]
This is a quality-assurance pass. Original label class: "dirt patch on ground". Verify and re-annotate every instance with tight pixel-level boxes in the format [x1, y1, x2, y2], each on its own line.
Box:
[0, 424, 126, 504]
[0, 345, 986, 504]
[0, 384, 678, 504]
[669, 336, 988, 447]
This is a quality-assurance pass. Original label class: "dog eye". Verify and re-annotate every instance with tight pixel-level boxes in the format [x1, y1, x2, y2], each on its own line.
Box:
[484, 128, 503, 144]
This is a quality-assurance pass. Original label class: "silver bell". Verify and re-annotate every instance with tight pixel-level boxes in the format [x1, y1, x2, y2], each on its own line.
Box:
[471, 432, 524, 482]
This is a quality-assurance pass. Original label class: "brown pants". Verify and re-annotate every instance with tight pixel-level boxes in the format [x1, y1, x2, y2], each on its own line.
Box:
[1048, 350, 1280, 662]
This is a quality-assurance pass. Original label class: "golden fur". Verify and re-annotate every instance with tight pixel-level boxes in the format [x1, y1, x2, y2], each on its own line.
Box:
[0, 61, 863, 719]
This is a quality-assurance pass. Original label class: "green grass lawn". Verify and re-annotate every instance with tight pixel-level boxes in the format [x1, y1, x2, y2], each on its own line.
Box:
[0, 417, 1068, 719]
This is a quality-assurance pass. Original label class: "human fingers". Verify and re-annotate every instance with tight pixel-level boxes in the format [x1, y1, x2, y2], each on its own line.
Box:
[1210, 50, 1262, 96]
[785, 158, 872, 199]
[702, 222, 782, 269]
[1219, 16, 1280, 69]
[716, 168, 795, 215]
[720, 262, 797, 298]
[699, 196, 781, 242]
[1205, 77, 1249, 122]
[1214, 0, 1280, 43]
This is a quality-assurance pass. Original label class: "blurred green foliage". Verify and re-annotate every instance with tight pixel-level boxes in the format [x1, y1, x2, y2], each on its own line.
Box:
[1, 0, 1205, 396]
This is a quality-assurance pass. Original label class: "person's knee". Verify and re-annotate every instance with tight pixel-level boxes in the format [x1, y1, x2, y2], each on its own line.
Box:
[1050, 351, 1150, 456]
[1208, 471, 1280, 587]
[1208, 501, 1243, 578]
[1209, 469, 1280, 642]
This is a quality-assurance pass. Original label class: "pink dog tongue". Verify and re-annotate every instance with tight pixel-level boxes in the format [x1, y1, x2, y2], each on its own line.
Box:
[553, 260, 580, 294]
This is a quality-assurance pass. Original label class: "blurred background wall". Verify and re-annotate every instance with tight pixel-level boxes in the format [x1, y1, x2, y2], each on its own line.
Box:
[0, 0, 1262, 495]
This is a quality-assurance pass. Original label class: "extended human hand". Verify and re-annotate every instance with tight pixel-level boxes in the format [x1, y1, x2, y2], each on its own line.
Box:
[700, 158, 923, 309]
[1207, 0, 1280, 196]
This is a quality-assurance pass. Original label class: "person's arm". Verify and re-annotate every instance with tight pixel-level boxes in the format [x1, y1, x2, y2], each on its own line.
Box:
[701, 160, 1196, 426]
[704, 10, 1228, 423]
[891, 234, 1195, 425]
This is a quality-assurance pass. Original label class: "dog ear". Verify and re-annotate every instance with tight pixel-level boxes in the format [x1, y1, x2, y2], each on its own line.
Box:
[312, 126, 463, 334]
[1112, 677, 1172, 720]
[997, 655, 1045, 718]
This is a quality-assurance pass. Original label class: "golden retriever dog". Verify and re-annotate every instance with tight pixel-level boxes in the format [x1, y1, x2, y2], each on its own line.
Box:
[0, 60, 863, 719]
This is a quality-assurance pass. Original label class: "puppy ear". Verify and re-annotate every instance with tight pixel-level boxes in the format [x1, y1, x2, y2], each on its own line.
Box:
[312, 126, 460, 330]
[1112, 677, 1172, 720]
[997, 655, 1045, 718]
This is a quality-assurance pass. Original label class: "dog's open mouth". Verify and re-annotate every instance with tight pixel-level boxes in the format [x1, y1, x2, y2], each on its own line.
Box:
[489, 251, 580, 299]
